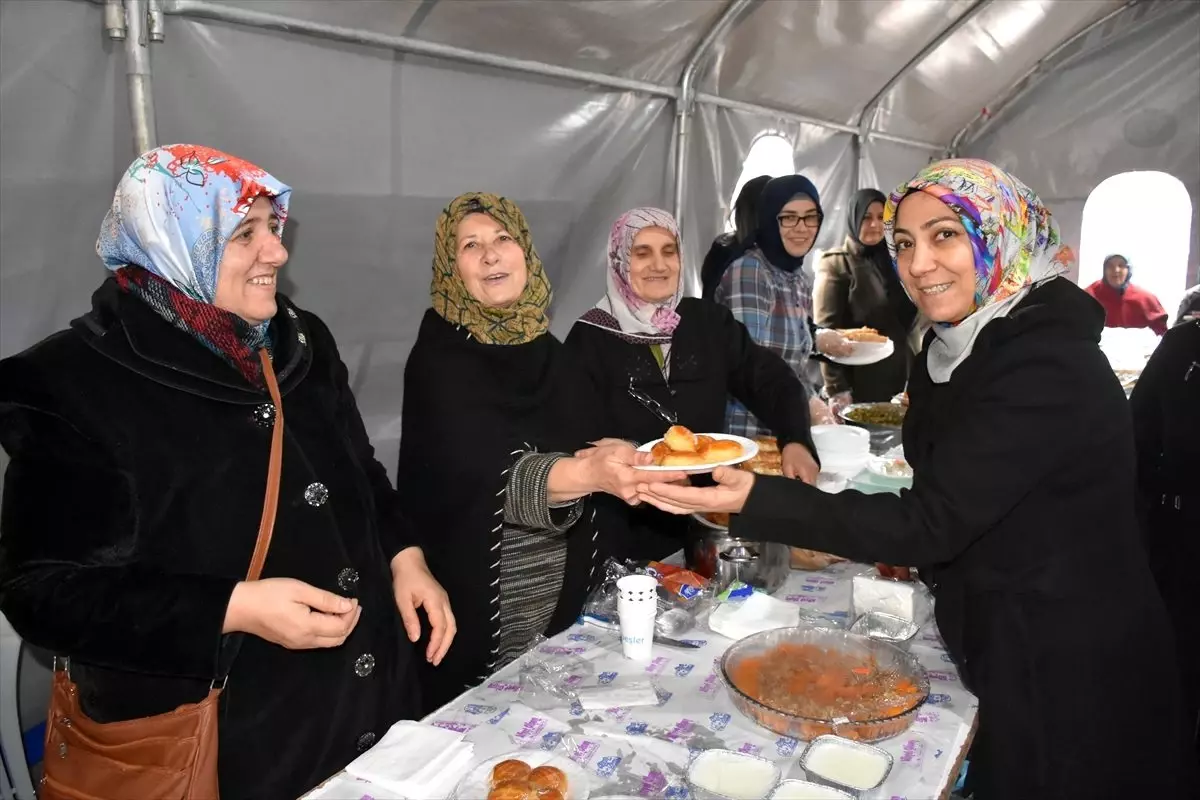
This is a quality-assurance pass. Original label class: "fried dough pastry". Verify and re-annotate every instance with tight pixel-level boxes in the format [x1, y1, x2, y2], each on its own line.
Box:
[838, 326, 888, 343]
[650, 425, 745, 466]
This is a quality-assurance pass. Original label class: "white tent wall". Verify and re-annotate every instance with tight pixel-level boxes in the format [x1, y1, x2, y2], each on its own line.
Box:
[964, 0, 1200, 292]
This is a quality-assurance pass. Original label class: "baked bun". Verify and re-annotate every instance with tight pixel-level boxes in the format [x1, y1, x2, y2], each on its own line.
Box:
[838, 326, 887, 343]
[661, 451, 707, 467]
[663, 425, 697, 452]
[700, 439, 743, 462]
[488, 779, 534, 800]
[491, 760, 532, 786]
[528, 765, 568, 792]
[754, 436, 780, 454]
[537, 790, 565, 800]
[650, 441, 672, 463]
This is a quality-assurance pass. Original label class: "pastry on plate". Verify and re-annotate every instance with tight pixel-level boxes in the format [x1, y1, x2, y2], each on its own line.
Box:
[663, 424, 697, 452]
[491, 759, 532, 786]
[837, 326, 888, 343]
[528, 764, 568, 793]
[650, 425, 744, 467]
[488, 779, 534, 800]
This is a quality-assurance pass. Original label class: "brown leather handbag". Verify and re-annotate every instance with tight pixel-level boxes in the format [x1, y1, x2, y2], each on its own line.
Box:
[40, 349, 284, 800]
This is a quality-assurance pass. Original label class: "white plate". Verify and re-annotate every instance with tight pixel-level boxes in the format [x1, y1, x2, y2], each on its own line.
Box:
[866, 453, 913, 480]
[453, 751, 590, 800]
[827, 338, 894, 366]
[635, 433, 758, 473]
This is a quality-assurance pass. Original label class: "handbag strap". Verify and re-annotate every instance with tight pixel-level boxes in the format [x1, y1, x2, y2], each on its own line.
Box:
[245, 348, 284, 582]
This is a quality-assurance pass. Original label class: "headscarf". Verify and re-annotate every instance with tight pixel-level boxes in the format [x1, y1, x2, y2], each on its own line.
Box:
[578, 207, 683, 345]
[700, 174, 771, 300]
[95, 143, 292, 387]
[756, 174, 822, 272]
[884, 158, 1074, 383]
[1102, 253, 1133, 293]
[430, 192, 551, 346]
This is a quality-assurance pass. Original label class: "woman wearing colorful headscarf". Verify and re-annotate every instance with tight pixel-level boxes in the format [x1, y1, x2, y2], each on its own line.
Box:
[564, 207, 819, 559]
[635, 159, 1194, 798]
[0, 145, 452, 798]
[713, 174, 851, 433]
[396, 193, 680, 713]
[814, 188, 918, 409]
[1084, 253, 1169, 334]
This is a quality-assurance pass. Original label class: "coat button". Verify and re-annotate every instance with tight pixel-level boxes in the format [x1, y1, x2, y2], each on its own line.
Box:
[356, 731, 376, 752]
[251, 403, 275, 427]
[304, 482, 329, 507]
[337, 567, 360, 593]
[354, 653, 376, 678]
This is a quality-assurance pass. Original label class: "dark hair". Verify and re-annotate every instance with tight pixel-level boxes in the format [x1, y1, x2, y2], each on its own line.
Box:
[732, 175, 771, 244]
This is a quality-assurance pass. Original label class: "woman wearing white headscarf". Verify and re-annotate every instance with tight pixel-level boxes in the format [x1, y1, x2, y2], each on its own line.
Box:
[564, 207, 818, 559]
[634, 160, 1194, 799]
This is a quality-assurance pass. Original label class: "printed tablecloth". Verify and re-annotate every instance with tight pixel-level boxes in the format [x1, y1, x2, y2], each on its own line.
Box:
[307, 559, 978, 800]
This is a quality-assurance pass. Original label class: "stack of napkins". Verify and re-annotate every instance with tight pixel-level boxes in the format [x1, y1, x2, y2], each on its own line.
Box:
[708, 591, 799, 641]
[576, 678, 660, 710]
[344, 720, 474, 799]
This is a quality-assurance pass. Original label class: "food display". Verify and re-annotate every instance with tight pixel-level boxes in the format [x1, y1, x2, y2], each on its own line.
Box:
[742, 437, 783, 476]
[837, 326, 888, 343]
[487, 760, 568, 800]
[720, 627, 928, 743]
[686, 749, 781, 800]
[841, 403, 906, 428]
[650, 425, 745, 467]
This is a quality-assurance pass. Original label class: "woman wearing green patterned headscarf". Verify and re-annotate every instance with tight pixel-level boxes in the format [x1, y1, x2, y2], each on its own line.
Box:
[396, 193, 685, 713]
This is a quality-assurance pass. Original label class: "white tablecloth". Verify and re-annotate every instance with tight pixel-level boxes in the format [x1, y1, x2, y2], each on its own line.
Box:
[308, 558, 979, 800]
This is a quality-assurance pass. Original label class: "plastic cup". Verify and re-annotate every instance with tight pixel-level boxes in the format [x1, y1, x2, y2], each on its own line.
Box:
[617, 602, 656, 660]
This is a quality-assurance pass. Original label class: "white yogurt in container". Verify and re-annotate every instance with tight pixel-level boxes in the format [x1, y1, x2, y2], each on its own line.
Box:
[800, 736, 893, 792]
[768, 779, 855, 799]
[687, 749, 782, 799]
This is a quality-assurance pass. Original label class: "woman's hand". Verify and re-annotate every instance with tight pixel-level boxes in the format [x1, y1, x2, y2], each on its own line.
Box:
[782, 442, 819, 484]
[637, 466, 755, 515]
[578, 441, 686, 505]
[809, 395, 836, 425]
[223, 578, 361, 649]
[815, 329, 854, 357]
[391, 547, 456, 665]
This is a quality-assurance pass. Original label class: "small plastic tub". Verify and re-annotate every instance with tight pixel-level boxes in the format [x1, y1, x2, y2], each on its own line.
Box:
[849, 611, 920, 651]
[686, 749, 782, 800]
[768, 779, 855, 799]
[799, 735, 893, 793]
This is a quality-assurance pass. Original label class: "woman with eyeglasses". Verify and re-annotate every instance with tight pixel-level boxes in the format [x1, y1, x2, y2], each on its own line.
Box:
[713, 175, 851, 434]
[564, 208, 818, 560]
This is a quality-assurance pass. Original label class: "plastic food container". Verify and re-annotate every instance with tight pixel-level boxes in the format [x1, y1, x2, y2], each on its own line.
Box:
[768, 780, 855, 800]
[719, 626, 929, 743]
[848, 611, 920, 651]
[799, 735, 894, 792]
[686, 749, 782, 800]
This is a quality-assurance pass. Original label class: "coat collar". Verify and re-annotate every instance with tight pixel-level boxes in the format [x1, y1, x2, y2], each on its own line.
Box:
[71, 278, 312, 404]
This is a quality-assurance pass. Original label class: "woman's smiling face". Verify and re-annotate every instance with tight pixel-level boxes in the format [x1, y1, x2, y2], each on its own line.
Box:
[892, 191, 977, 323]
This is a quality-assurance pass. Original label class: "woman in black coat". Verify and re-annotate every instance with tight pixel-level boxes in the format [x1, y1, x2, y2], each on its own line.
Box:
[396, 194, 679, 714]
[565, 207, 818, 561]
[636, 160, 1194, 798]
[1130, 318, 1200, 744]
[0, 145, 453, 799]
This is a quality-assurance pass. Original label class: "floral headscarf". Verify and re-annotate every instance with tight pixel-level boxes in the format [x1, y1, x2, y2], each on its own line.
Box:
[430, 192, 551, 346]
[884, 158, 1074, 383]
[96, 144, 292, 387]
[578, 207, 683, 345]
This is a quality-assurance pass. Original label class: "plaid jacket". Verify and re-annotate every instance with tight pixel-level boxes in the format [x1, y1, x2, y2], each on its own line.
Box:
[715, 247, 813, 438]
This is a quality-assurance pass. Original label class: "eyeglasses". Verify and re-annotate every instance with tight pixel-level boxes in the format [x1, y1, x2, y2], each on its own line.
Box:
[778, 212, 823, 230]
[627, 378, 677, 425]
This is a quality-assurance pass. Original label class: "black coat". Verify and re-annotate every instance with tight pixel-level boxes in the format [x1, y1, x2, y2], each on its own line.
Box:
[1130, 319, 1200, 740]
[563, 298, 816, 561]
[732, 279, 1193, 798]
[397, 310, 607, 715]
[0, 280, 420, 799]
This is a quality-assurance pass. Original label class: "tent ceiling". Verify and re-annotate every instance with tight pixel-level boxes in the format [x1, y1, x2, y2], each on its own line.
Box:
[214, 0, 1128, 147]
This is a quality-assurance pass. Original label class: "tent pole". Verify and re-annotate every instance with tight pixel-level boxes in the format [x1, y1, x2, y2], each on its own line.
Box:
[853, 0, 993, 188]
[672, 0, 757, 251]
[948, 0, 1142, 154]
[104, 0, 126, 40]
[123, 0, 158, 156]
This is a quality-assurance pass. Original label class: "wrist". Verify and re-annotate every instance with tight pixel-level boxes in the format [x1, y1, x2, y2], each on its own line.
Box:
[391, 546, 425, 577]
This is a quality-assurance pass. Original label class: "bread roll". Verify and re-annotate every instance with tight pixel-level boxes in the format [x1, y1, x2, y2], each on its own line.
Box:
[663, 425, 697, 452]
[491, 759, 532, 785]
[487, 779, 534, 800]
[838, 326, 888, 343]
[701, 439, 743, 462]
[528, 765, 567, 792]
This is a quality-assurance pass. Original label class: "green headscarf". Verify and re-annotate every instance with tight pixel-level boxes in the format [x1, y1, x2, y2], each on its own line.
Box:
[430, 192, 551, 345]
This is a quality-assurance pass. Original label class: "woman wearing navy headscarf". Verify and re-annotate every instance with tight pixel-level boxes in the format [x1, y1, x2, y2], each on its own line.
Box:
[713, 175, 850, 434]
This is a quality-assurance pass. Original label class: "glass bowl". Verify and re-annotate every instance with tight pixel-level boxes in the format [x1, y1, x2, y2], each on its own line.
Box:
[719, 625, 928, 743]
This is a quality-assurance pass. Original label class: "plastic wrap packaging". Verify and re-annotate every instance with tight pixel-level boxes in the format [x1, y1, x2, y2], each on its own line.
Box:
[517, 634, 591, 712]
